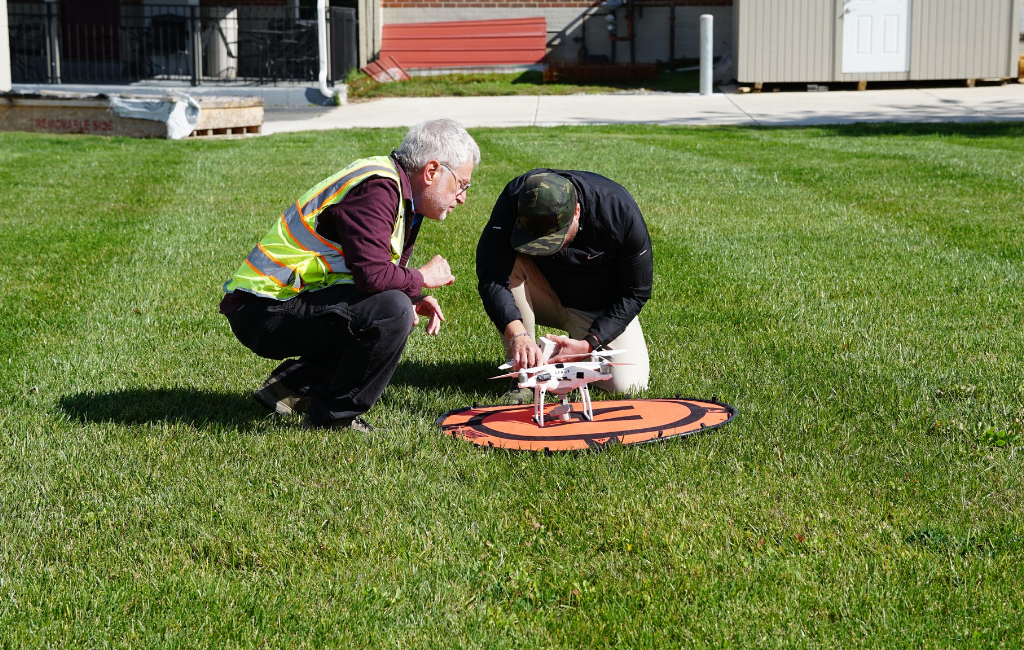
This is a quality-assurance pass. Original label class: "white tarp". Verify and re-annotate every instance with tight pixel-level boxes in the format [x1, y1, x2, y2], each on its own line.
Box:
[109, 94, 201, 140]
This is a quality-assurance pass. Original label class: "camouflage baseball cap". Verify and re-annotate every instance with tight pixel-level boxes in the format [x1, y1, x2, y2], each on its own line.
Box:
[511, 173, 578, 256]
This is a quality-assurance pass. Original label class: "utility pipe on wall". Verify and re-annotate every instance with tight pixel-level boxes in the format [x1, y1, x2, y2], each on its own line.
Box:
[699, 13, 713, 95]
[668, 2, 676, 69]
[44, 0, 60, 84]
[1, 0, 11, 92]
[188, 0, 201, 86]
[316, 0, 334, 100]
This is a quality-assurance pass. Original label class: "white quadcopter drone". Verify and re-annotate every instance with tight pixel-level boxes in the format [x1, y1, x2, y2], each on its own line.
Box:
[491, 337, 629, 427]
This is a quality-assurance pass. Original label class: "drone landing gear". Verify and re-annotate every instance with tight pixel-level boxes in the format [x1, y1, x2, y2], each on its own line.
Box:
[532, 386, 596, 428]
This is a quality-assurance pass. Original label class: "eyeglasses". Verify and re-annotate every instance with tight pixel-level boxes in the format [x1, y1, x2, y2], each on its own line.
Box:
[439, 162, 471, 197]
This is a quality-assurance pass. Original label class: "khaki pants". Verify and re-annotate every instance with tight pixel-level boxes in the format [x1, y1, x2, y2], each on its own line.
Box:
[501, 255, 650, 393]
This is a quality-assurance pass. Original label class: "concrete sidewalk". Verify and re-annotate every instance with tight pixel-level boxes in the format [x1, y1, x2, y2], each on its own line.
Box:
[262, 84, 1024, 134]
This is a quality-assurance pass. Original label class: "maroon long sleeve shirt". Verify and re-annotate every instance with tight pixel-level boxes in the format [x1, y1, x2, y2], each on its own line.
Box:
[220, 159, 424, 314]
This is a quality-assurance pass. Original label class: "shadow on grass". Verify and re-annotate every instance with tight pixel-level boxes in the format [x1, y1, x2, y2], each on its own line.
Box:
[58, 388, 265, 427]
[390, 359, 501, 395]
[808, 121, 1024, 139]
[58, 362, 505, 428]
[511, 70, 543, 85]
[511, 68, 699, 93]
[904, 527, 1024, 557]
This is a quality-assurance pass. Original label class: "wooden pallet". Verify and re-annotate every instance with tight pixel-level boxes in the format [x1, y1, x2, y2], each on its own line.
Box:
[190, 125, 262, 137]
[188, 96, 263, 138]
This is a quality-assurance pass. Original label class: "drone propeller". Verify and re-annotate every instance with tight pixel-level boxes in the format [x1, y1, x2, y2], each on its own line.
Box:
[491, 360, 633, 379]
[489, 371, 521, 380]
[555, 349, 629, 361]
[493, 362, 556, 376]
[497, 346, 626, 369]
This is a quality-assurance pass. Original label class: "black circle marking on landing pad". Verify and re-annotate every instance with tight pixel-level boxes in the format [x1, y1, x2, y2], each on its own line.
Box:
[436, 398, 737, 452]
[465, 403, 702, 442]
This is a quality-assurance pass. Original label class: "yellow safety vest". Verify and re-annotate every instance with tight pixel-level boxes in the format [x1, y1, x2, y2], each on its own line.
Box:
[223, 156, 410, 300]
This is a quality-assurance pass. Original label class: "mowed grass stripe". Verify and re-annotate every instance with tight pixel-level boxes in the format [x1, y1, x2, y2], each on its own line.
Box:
[615, 127, 1022, 386]
[0, 136, 181, 401]
[0, 125, 1021, 647]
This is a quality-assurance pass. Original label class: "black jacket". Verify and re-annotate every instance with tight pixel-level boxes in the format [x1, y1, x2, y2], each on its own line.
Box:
[476, 169, 653, 345]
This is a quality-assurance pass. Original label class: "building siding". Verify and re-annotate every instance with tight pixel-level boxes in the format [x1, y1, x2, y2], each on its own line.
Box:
[380, 18, 547, 67]
[737, 0, 1021, 83]
[734, 0, 832, 83]
[381, 1, 734, 65]
[910, 0, 1021, 79]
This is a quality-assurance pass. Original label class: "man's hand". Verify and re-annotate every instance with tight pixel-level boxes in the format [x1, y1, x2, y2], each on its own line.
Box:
[510, 333, 545, 370]
[419, 255, 455, 288]
[413, 295, 445, 335]
[547, 334, 592, 363]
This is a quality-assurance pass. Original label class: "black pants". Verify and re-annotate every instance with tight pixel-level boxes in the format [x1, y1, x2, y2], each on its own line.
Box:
[225, 285, 415, 426]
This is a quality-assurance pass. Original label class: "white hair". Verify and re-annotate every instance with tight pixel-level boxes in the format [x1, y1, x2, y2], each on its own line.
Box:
[394, 118, 481, 172]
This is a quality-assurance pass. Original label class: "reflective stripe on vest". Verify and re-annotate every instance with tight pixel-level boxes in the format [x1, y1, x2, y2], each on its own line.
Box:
[223, 156, 406, 300]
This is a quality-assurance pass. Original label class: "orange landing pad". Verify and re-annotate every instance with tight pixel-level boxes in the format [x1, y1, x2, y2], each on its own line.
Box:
[437, 398, 736, 452]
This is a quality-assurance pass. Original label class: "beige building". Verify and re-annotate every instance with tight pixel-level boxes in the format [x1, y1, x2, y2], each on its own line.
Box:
[732, 0, 1023, 84]
[375, 0, 1022, 84]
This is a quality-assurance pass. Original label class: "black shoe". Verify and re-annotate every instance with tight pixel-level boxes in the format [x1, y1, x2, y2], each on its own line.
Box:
[500, 378, 534, 406]
[254, 369, 311, 416]
[302, 416, 375, 432]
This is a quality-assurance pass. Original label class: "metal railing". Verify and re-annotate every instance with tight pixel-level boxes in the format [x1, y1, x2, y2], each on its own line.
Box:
[7, 3, 356, 85]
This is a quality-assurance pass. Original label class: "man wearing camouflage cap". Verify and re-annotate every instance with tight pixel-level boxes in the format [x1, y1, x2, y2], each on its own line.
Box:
[476, 170, 652, 397]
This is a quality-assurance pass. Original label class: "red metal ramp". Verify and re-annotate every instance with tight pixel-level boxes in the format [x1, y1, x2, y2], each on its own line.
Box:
[437, 398, 736, 452]
[361, 55, 411, 83]
[379, 17, 547, 69]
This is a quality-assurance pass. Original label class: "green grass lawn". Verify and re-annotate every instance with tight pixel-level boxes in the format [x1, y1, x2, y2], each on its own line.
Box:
[1, 123, 1022, 647]
[347, 68, 700, 99]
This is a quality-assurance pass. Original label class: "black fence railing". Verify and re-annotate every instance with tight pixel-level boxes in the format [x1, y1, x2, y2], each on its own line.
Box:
[7, 3, 357, 85]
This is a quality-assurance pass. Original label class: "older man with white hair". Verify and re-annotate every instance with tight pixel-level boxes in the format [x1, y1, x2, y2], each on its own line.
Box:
[221, 119, 480, 430]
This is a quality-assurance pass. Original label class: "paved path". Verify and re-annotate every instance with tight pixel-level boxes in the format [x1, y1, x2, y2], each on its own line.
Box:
[13, 80, 1024, 133]
[262, 84, 1024, 134]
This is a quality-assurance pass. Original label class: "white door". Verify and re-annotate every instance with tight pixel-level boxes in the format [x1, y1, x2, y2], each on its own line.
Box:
[842, 0, 911, 73]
